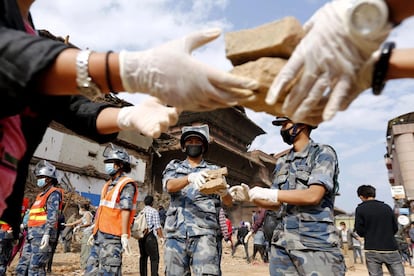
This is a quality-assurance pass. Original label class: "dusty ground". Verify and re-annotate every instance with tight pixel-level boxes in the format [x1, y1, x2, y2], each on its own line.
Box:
[6, 237, 414, 276]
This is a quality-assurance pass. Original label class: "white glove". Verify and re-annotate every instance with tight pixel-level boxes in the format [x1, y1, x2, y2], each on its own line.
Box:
[119, 28, 258, 111]
[39, 234, 50, 250]
[73, 225, 81, 232]
[244, 231, 253, 244]
[121, 234, 131, 255]
[249, 187, 279, 203]
[87, 234, 95, 246]
[216, 184, 230, 197]
[229, 183, 250, 202]
[266, 0, 392, 125]
[188, 171, 208, 189]
[117, 96, 179, 138]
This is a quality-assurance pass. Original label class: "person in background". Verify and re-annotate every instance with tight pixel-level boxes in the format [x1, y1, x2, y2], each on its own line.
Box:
[225, 213, 234, 250]
[85, 144, 138, 275]
[158, 206, 166, 229]
[231, 221, 250, 263]
[267, 0, 414, 127]
[139, 195, 164, 276]
[217, 207, 229, 276]
[338, 221, 357, 271]
[63, 203, 93, 270]
[0, 0, 258, 248]
[355, 184, 405, 275]
[352, 232, 364, 265]
[252, 228, 268, 264]
[230, 116, 344, 275]
[15, 160, 64, 276]
[0, 198, 30, 275]
[162, 124, 233, 275]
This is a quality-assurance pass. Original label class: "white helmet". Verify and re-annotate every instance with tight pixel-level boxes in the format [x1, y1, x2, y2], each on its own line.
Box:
[180, 124, 210, 152]
[34, 160, 57, 179]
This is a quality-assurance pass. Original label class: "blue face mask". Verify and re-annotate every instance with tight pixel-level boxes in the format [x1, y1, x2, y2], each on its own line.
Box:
[37, 178, 47, 188]
[105, 163, 117, 175]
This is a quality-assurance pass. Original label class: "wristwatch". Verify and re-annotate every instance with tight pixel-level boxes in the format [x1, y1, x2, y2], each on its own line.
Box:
[76, 50, 102, 100]
[346, 0, 389, 38]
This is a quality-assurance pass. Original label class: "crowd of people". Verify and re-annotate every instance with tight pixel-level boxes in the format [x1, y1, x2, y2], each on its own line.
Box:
[1, 0, 414, 275]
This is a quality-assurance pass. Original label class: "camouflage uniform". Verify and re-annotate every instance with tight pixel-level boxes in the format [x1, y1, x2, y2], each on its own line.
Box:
[0, 228, 14, 275]
[84, 175, 136, 276]
[269, 140, 345, 276]
[162, 159, 221, 276]
[15, 187, 62, 276]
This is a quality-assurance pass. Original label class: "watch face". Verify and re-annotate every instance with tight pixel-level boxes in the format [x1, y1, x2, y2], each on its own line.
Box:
[351, 3, 385, 36]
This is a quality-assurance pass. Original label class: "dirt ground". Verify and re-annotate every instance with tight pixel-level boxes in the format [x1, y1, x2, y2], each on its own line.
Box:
[6, 237, 414, 276]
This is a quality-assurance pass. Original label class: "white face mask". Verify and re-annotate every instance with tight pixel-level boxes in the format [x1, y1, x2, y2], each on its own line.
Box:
[37, 178, 47, 188]
[105, 163, 117, 175]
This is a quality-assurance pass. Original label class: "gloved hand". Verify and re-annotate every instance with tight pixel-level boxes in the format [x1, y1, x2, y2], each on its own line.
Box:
[39, 234, 50, 250]
[188, 171, 208, 189]
[87, 234, 95, 246]
[119, 28, 258, 111]
[266, 0, 392, 125]
[216, 184, 230, 197]
[249, 187, 279, 203]
[73, 225, 81, 233]
[229, 183, 250, 202]
[117, 96, 179, 138]
[244, 230, 253, 244]
[121, 234, 131, 255]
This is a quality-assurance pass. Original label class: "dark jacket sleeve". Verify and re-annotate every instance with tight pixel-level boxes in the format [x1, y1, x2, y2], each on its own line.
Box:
[354, 207, 365, 237]
[52, 96, 119, 143]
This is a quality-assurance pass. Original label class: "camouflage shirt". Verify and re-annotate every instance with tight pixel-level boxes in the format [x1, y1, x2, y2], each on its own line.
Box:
[162, 159, 220, 238]
[27, 186, 62, 241]
[272, 140, 340, 251]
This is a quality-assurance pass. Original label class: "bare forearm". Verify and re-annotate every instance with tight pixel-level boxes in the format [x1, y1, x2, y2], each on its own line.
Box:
[38, 49, 123, 95]
[95, 107, 122, 135]
[386, 0, 414, 24]
[387, 49, 414, 80]
[165, 177, 189, 193]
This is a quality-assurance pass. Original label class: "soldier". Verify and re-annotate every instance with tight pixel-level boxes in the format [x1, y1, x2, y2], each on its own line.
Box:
[162, 124, 232, 275]
[230, 117, 345, 275]
[0, 197, 29, 275]
[85, 143, 138, 275]
[15, 160, 64, 276]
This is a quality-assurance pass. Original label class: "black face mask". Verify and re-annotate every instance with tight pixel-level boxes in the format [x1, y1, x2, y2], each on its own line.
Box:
[185, 145, 203, 157]
[280, 125, 303, 145]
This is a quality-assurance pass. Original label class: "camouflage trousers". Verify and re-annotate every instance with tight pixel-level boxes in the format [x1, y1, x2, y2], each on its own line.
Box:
[15, 237, 51, 276]
[0, 230, 14, 275]
[164, 235, 219, 276]
[269, 245, 345, 276]
[84, 231, 123, 276]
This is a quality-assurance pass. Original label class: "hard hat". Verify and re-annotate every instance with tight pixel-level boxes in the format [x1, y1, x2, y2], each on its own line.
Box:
[34, 160, 57, 179]
[180, 124, 210, 152]
[103, 143, 130, 164]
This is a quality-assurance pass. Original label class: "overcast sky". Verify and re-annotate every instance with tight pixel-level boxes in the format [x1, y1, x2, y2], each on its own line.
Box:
[31, 0, 414, 214]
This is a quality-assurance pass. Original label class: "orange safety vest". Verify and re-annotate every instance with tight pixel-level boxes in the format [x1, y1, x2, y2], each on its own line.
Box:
[93, 176, 138, 237]
[27, 187, 63, 228]
[0, 197, 31, 231]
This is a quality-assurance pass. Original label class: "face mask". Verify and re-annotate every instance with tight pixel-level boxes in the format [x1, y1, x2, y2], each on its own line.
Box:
[37, 178, 47, 188]
[185, 145, 203, 157]
[280, 125, 304, 145]
[105, 163, 117, 175]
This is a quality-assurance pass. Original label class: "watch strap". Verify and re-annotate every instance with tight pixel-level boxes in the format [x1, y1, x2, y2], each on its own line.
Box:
[371, 41, 395, 95]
